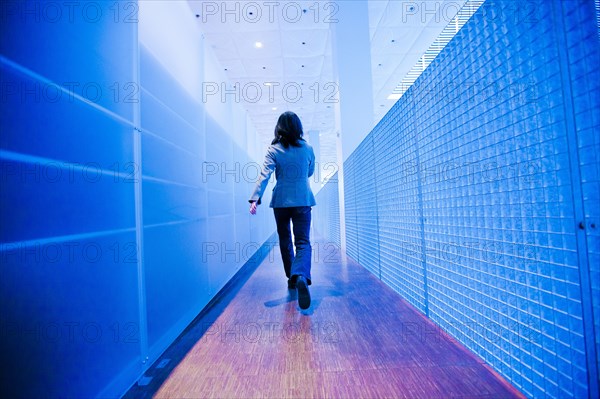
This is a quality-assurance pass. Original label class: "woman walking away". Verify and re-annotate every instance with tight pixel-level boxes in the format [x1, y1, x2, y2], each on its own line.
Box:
[249, 111, 316, 310]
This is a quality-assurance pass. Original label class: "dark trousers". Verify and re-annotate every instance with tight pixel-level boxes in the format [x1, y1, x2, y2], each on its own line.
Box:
[273, 206, 312, 285]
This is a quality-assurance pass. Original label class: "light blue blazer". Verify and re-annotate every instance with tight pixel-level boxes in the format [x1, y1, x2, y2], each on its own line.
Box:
[249, 140, 317, 208]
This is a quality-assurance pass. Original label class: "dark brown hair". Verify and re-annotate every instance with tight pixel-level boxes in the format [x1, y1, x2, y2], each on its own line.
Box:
[272, 111, 304, 148]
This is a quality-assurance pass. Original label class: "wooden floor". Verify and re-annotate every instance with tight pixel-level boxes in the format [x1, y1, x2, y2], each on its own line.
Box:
[124, 239, 524, 399]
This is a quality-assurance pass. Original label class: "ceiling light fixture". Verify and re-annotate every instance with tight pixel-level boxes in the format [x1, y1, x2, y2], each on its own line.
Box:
[255, 42, 263, 48]
[272, 107, 277, 111]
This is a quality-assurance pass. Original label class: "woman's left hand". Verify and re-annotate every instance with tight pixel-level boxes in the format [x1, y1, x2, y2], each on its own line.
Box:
[249, 202, 258, 215]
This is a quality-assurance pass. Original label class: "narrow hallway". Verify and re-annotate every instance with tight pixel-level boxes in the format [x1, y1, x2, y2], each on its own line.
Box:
[125, 239, 523, 399]
[2, 1, 599, 397]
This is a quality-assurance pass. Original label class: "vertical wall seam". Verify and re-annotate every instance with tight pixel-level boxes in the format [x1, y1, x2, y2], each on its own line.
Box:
[370, 134, 382, 280]
[551, 1, 599, 398]
[352, 161, 359, 264]
[200, 33, 212, 296]
[412, 103, 429, 317]
[132, 4, 149, 371]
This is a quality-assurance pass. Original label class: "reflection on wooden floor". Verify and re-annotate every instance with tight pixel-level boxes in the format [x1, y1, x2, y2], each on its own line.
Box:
[124, 239, 524, 399]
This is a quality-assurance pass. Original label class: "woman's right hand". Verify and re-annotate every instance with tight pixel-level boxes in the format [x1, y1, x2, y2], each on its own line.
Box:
[249, 202, 258, 215]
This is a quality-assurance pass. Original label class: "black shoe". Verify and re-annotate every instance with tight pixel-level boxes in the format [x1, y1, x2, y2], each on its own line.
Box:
[287, 279, 295, 290]
[296, 276, 311, 309]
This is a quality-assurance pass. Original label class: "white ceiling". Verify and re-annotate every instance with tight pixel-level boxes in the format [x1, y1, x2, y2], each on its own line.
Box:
[187, 0, 466, 166]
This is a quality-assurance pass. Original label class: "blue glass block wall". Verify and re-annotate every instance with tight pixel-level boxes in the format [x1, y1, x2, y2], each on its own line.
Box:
[354, 136, 381, 278]
[344, 151, 360, 262]
[340, 1, 600, 398]
[372, 98, 428, 314]
[313, 172, 341, 247]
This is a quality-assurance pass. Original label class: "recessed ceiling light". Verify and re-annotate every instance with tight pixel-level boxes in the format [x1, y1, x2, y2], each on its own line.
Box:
[255, 42, 263, 48]
[272, 107, 277, 111]
[265, 82, 272, 86]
